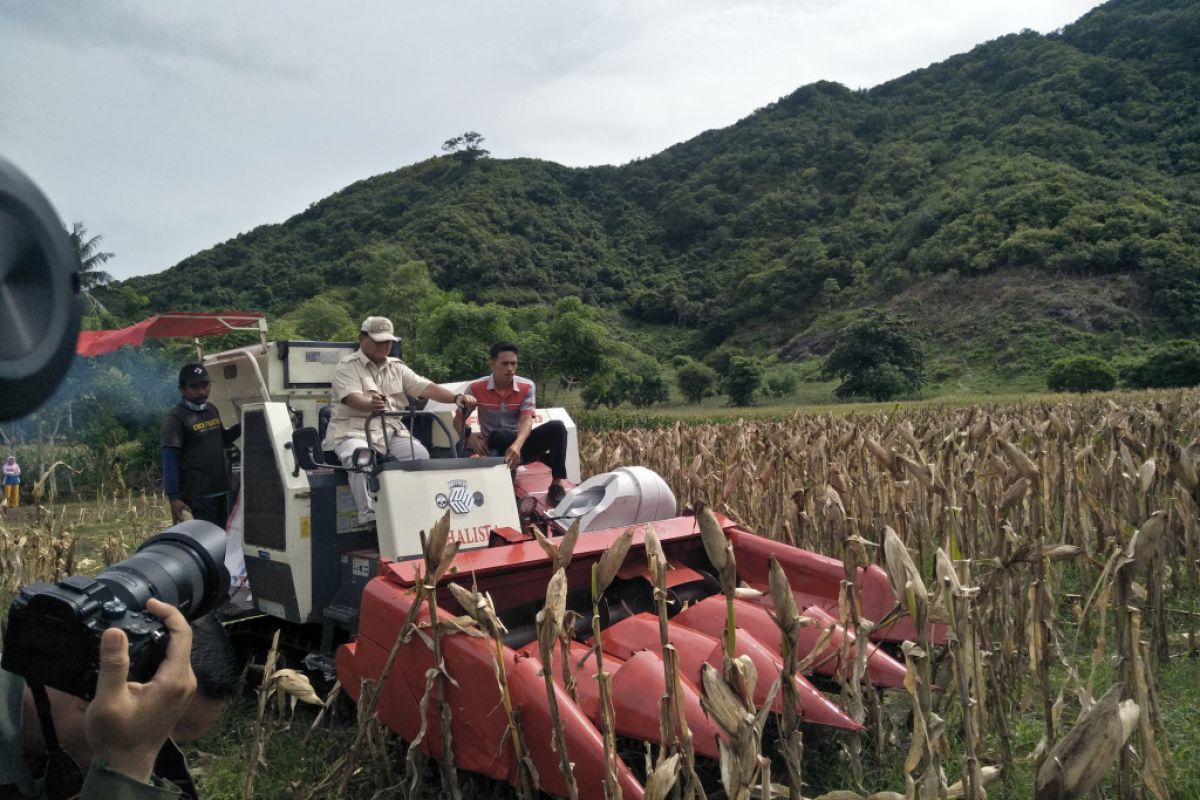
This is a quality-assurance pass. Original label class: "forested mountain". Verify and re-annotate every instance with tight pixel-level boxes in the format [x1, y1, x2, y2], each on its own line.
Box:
[110, 0, 1200, 388]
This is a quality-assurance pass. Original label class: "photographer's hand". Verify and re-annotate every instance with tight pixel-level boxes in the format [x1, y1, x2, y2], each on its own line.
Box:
[84, 598, 197, 784]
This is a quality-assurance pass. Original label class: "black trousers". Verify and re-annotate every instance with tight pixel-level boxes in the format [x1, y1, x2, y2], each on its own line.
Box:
[487, 420, 568, 480]
[188, 492, 230, 529]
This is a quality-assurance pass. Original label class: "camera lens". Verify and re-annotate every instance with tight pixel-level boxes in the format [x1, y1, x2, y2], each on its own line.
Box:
[98, 519, 230, 618]
[0, 157, 81, 421]
[1, 519, 230, 699]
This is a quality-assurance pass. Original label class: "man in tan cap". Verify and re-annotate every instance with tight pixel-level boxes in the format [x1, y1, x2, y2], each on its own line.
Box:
[324, 316, 475, 524]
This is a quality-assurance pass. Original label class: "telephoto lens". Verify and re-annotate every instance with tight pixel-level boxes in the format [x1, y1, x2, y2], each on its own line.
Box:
[2, 520, 230, 699]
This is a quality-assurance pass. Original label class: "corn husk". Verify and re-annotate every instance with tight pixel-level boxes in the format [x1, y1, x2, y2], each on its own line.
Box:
[537, 568, 567, 661]
[643, 753, 682, 800]
[595, 527, 635, 594]
[998, 438, 1040, 481]
[1034, 683, 1139, 800]
[271, 668, 323, 706]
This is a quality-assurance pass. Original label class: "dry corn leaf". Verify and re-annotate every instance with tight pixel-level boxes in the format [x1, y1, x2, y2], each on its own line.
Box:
[436, 616, 486, 637]
[532, 527, 558, 562]
[425, 510, 451, 573]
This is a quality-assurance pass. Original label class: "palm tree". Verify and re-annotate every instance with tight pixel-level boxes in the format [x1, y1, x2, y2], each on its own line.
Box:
[68, 221, 115, 291]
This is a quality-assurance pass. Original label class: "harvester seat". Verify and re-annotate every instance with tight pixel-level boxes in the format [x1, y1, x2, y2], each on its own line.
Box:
[316, 405, 338, 463]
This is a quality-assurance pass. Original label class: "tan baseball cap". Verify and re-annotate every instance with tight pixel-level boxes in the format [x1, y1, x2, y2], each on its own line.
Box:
[361, 316, 399, 342]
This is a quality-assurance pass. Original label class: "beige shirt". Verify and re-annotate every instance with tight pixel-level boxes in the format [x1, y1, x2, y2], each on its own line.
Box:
[324, 349, 433, 451]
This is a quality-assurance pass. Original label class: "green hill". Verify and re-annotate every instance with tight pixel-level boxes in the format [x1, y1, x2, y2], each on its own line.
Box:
[110, 0, 1200, 391]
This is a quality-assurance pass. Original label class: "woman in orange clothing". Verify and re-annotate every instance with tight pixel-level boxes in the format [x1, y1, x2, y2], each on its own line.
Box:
[3, 455, 20, 507]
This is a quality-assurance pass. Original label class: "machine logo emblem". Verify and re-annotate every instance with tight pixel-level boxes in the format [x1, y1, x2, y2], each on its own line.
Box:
[435, 479, 484, 515]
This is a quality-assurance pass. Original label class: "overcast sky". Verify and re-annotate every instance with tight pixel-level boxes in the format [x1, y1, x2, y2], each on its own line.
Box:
[1, 0, 1103, 282]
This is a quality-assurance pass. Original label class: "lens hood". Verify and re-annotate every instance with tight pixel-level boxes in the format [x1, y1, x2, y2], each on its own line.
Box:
[135, 519, 230, 616]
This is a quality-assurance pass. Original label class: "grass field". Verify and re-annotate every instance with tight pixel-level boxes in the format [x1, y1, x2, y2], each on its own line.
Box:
[3, 389, 1200, 799]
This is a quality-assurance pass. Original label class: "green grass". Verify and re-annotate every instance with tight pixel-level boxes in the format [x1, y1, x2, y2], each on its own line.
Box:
[572, 386, 1113, 431]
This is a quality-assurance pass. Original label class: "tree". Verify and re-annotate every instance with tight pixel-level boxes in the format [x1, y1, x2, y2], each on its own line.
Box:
[723, 356, 764, 406]
[288, 294, 357, 341]
[442, 131, 490, 164]
[545, 297, 607, 389]
[415, 301, 515, 379]
[69, 222, 115, 289]
[69, 222, 115, 314]
[675, 359, 718, 404]
[628, 358, 669, 408]
[581, 370, 627, 409]
[822, 309, 924, 401]
[346, 245, 445, 347]
[1047, 355, 1118, 393]
[1126, 341, 1200, 389]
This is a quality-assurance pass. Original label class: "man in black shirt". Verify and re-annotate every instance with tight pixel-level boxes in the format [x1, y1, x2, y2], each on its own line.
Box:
[161, 364, 240, 528]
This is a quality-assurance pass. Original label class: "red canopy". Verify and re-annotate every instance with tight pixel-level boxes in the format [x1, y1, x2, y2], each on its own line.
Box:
[76, 312, 265, 356]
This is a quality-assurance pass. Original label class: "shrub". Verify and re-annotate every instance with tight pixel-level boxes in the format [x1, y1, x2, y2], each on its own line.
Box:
[628, 361, 670, 408]
[1047, 355, 1118, 393]
[675, 359, 719, 404]
[581, 371, 626, 409]
[723, 356, 764, 406]
[762, 368, 799, 399]
[1125, 340, 1200, 389]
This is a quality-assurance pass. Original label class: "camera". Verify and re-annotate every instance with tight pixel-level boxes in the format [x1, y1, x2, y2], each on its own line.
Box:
[2, 520, 229, 699]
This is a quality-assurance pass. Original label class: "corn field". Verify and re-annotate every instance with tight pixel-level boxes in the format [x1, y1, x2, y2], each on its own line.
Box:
[4, 393, 1200, 799]
[578, 390, 1200, 798]
[0, 488, 162, 604]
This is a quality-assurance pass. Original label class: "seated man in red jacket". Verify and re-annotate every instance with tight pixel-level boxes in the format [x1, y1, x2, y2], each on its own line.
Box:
[459, 342, 569, 505]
